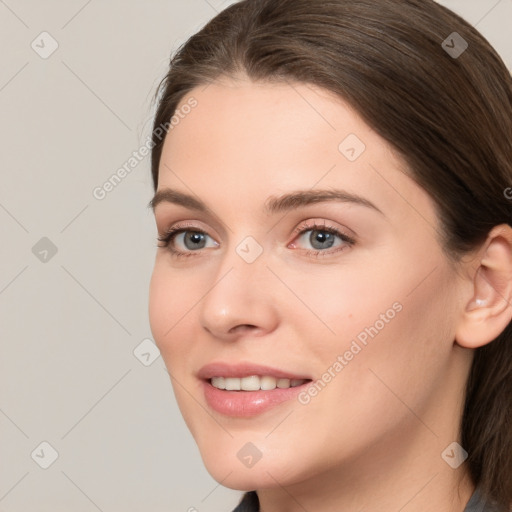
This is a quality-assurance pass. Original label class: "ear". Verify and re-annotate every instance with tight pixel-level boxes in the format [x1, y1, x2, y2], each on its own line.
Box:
[455, 224, 512, 349]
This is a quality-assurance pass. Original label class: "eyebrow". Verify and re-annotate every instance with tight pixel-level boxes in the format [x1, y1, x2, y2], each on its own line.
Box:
[148, 187, 384, 216]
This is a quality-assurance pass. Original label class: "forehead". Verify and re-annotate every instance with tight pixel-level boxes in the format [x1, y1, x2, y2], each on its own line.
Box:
[157, 77, 436, 229]
[166, 78, 377, 164]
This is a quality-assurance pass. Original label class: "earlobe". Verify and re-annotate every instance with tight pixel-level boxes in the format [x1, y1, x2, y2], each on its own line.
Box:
[455, 224, 512, 349]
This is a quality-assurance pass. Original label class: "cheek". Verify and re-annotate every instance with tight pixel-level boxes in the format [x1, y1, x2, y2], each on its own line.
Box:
[148, 265, 170, 343]
[277, 263, 406, 365]
[148, 263, 193, 360]
[289, 249, 456, 415]
[318, 268, 455, 428]
[148, 264, 203, 428]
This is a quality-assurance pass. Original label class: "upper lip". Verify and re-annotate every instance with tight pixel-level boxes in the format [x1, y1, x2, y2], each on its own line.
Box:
[198, 362, 312, 381]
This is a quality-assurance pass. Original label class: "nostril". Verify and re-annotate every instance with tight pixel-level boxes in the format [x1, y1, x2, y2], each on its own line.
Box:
[229, 324, 257, 334]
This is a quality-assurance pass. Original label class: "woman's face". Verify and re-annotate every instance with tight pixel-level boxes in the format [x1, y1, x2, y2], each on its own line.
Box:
[149, 77, 471, 491]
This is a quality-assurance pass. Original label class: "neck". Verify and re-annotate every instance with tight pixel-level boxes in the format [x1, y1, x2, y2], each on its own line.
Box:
[256, 416, 475, 512]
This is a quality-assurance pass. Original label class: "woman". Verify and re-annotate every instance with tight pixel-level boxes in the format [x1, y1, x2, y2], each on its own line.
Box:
[147, 0, 512, 510]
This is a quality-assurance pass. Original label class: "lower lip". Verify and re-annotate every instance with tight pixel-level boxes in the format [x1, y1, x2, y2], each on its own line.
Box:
[202, 379, 310, 417]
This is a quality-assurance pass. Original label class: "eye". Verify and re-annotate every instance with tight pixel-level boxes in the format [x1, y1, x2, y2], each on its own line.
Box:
[156, 220, 356, 259]
[290, 221, 355, 256]
[157, 224, 218, 258]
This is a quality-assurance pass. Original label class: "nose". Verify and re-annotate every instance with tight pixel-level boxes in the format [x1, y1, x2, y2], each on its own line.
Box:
[198, 245, 279, 341]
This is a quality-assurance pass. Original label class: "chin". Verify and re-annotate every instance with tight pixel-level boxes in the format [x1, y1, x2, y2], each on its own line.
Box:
[197, 439, 308, 491]
[202, 459, 281, 491]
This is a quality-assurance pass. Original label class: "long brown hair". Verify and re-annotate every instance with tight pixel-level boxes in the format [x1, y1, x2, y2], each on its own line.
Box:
[150, 1, 512, 510]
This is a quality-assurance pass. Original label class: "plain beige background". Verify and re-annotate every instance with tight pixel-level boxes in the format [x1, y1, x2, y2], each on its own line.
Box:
[1, 1, 511, 511]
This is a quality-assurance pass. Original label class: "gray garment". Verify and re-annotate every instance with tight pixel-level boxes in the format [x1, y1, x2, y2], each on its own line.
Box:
[464, 487, 501, 512]
[232, 486, 502, 512]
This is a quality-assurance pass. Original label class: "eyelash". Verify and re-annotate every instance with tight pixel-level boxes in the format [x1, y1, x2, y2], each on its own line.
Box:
[156, 221, 356, 259]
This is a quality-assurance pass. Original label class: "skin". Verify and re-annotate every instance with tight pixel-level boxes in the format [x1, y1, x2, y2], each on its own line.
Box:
[148, 76, 512, 512]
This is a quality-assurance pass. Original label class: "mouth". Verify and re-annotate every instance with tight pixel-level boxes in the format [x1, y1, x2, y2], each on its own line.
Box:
[198, 362, 313, 417]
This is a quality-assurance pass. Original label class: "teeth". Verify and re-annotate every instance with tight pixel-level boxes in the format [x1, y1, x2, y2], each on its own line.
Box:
[260, 376, 276, 390]
[211, 377, 226, 389]
[210, 375, 308, 391]
[241, 376, 260, 391]
[224, 377, 241, 390]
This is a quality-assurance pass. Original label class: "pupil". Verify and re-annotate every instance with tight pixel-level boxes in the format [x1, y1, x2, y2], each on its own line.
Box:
[185, 232, 205, 249]
[311, 230, 334, 250]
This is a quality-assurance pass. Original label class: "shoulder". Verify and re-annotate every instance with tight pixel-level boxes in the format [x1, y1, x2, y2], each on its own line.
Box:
[464, 487, 503, 512]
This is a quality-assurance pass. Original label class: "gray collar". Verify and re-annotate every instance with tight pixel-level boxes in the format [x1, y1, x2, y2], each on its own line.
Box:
[464, 487, 501, 512]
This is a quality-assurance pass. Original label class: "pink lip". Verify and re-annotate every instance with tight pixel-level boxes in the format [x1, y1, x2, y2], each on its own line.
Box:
[197, 361, 311, 380]
[198, 361, 312, 417]
[202, 380, 311, 417]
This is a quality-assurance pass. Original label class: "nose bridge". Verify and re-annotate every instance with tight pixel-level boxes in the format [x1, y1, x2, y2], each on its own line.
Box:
[198, 235, 277, 337]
